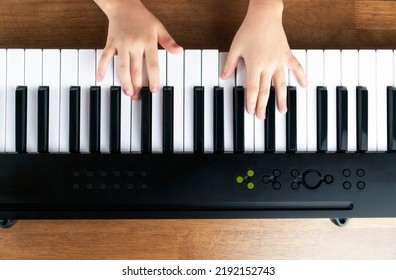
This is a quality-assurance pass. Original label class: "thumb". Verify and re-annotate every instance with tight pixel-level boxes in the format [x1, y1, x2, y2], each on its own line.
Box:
[221, 49, 240, 80]
[158, 24, 183, 54]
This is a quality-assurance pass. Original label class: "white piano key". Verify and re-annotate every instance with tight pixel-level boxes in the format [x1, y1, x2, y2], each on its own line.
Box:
[236, 59, 254, 152]
[376, 50, 393, 152]
[60, 50, 78, 153]
[0, 49, 6, 152]
[202, 50, 219, 153]
[25, 49, 42, 153]
[96, 49, 113, 153]
[6, 49, 24, 152]
[152, 49, 166, 153]
[114, 56, 131, 153]
[359, 50, 376, 151]
[43, 49, 60, 153]
[167, 51, 184, 152]
[324, 49, 340, 152]
[306, 50, 324, 152]
[290, 49, 307, 152]
[78, 50, 96, 153]
[341, 50, 358, 152]
[275, 69, 288, 152]
[219, 52, 235, 153]
[184, 50, 201, 153]
[394, 50, 396, 86]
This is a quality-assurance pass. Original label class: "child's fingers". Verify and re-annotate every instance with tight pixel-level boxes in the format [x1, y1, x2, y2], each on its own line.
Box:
[221, 49, 239, 80]
[145, 47, 159, 93]
[158, 24, 183, 54]
[130, 51, 143, 100]
[273, 67, 288, 114]
[245, 68, 261, 114]
[117, 49, 134, 96]
[97, 46, 115, 82]
[288, 54, 307, 88]
[256, 72, 271, 120]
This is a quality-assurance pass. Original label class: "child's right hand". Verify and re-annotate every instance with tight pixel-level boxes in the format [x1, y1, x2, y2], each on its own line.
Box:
[94, 0, 183, 100]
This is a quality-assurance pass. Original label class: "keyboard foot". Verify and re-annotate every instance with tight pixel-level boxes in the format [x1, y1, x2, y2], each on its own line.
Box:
[0, 219, 17, 229]
[330, 218, 349, 227]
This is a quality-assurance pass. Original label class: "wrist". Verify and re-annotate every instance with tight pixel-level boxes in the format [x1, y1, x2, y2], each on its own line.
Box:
[247, 0, 283, 18]
[94, 0, 142, 19]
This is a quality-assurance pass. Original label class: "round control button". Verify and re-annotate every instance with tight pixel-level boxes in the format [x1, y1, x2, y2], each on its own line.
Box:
[236, 176, 244, 184]
[302, 169, 323, 189]
[291, 182, 299, 190]
[86, 170, 94, 178]
[100, 170, 108, 178]
[72, 183, 80, 190]
[262, 175, 271, 184]
[343, 181, 351, 190]
[342, 169, 351, 177]
[247, 170, 255, 177]
[140, 170, 148, 177]
[357, 181, 366, 190]
[100, 183, 107, 190]
[324, 175, 334, 184]
[72, 170, 80, 178]
[113, 170, 121, 177]
[273, 182, 281, 190]
[247, 182, 255, 189]
[291, 169, 299, 177]
[273, 169, 281, 177]
[140, 183, 148, 190]
[127, 170, 134, 177]
[126, 183, 134, 190]
[357, 169, 365, 177]
[113, 183, 121, 190]
[86, 183, 94, 190]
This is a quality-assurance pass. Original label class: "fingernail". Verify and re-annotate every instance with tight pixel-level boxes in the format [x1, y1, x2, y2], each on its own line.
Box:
[96, 74, 102, 81]
[220, 72, 226, 79]
[248, 108, 254, 114]
[151, 87, 158, 93]
[126, 89, 133, 96]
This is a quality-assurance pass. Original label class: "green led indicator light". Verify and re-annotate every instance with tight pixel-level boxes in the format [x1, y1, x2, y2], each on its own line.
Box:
[247, 170, 254, 177]
[236, 176, 244, 184]
[247, 182, 255, 189]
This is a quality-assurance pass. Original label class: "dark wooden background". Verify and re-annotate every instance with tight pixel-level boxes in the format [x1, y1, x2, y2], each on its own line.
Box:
[1, 0, 396, 259]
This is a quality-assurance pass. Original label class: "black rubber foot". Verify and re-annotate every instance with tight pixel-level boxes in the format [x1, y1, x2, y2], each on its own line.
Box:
[330, 218, 349, 227]
[0, 219, 17, 229]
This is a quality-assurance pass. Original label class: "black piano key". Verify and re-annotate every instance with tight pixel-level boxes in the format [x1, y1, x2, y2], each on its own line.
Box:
[141, 87, 152, 153]
[15, 86, 27, 153]
[89, 86, 101, 153]
[233, 86, 244, 153]
[317, 86, 328, 152]
[265, 86, 276, 152]
[110, 86, 121, 153]
[286, 86, 297, 152]
[336, 86, 348, 152]
[69, 86, 80, 153]
[214, 86, 224, 153]
[37, 86, 49, 153]
[387, 86, 396, 151]
[163, 86, 174, 153]
[194, 86, 205, 153]
[356, 86, 368, 152]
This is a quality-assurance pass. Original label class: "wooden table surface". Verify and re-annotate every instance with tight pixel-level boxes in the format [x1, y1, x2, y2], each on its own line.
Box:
[1, 0, 396, 259]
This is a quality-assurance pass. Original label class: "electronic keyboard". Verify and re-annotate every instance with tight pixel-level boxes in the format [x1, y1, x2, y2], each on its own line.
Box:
[0, 48, 395, 228]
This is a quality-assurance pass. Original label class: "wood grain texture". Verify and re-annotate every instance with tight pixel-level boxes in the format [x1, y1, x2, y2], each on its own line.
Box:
[1, 219, 396, 259]
[1, 0, 396, 260]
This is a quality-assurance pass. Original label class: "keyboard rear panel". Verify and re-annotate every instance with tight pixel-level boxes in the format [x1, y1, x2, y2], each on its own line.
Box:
[0, 153, 395, 219]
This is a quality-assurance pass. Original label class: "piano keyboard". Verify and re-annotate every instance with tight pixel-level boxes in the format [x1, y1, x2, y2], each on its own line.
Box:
[1, 48, 396, 227]
[1, 49, 395, 154]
